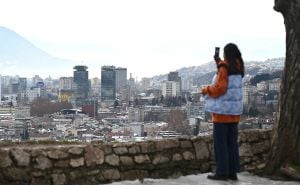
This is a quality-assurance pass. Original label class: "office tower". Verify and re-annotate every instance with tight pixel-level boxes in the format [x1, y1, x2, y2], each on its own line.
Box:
[73, 65, 90, 101]
[101, 66, 116, 101]
[19, 78, 27, 92]
[115, 67, 127, 92]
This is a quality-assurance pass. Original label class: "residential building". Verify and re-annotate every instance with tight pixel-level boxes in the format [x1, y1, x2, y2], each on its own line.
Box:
[162, 81, 180, 97]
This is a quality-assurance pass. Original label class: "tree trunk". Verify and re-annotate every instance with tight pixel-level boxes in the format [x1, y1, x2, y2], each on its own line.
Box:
[266, 0, 300, 176]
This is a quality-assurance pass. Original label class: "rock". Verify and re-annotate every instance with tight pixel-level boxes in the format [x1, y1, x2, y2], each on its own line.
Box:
[247, 130, 260, 142]
[32, 171, 45, 177]
[120, 156, 134, 166]
[0, 149, 12, 168]
[140, 142, 155, 153]
[68, 147, 84, 155]
[70, 158, 84, 167]
[128, 145, 141, 154]
[51, 173, 66, 185]
[3, 167, 29, 181]
[121, 170, 148, 181]
[47, 150, 68, 160]
[134, 154, 151, 164]
[257, 163, 266, 170]
[105, 154, 120, 166]
[156, 139, 180, 151]
[113, 147, 128, 155]
[193, 140, 209, 160]
[183, 151, 195, 160]
[152, 154, 169, 165]
[239, 143, 253, 157]
[30, 178, 49, 185]
[10, 148, 30, 167]
[54, 160, 69, 168]
[180, 140, 193, 148]
[35, 155, 53, 170]
[84, 145, 104, 167]
[102, 169, 121, 180]
[251, 142, 267, 154]
[103, 145, 113, 154]
[172, 153, 183, 161]
[200, 162, 210, 173]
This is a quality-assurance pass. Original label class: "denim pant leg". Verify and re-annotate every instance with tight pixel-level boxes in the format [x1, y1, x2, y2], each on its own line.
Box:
[213, 123, 229, 176]
[227, 123, 240, 174]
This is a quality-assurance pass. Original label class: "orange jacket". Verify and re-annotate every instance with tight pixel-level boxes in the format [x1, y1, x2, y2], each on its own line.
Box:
[201, 60, 241, 123]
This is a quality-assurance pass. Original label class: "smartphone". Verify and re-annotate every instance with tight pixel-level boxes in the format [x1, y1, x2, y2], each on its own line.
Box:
[214, 47, 220, 58]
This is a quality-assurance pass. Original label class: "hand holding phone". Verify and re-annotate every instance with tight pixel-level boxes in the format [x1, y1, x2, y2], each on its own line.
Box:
[214, 47, 221, 62]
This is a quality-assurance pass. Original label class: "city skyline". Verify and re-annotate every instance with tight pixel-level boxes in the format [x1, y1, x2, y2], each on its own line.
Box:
[0, 0, 285, 79]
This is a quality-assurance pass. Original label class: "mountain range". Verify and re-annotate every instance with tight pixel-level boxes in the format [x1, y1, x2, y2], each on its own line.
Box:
[0, 26, 284, 82]
[0, 26, 76, 78]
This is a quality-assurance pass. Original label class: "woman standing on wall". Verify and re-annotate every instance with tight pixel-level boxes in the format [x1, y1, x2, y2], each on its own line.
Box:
[202, 43, 244, 181]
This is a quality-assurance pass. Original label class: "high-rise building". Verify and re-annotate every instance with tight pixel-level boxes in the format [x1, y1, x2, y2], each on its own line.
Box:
[101, 66, 116, 101]
[59, 77, 73, 90]
[115, 67, 127, 92]
[73, 66, 90, 102]
[19, 78, 27, 92]
[167, 71, 182, 95]
[162, 81, 180, 97]
[91, 77, 101, 98]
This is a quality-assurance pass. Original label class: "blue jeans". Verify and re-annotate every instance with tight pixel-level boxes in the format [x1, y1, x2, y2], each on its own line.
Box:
[213, 123, 240, 176]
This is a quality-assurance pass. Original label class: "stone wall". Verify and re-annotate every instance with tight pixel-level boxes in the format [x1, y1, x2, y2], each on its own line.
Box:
[0, 129, 272, 185]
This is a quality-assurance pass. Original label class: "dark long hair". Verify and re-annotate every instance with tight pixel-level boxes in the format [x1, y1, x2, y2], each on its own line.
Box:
[224, 43, 245, 77]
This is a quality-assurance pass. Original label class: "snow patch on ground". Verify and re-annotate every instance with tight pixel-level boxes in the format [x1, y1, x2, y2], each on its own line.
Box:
[108, 172, 299, 185]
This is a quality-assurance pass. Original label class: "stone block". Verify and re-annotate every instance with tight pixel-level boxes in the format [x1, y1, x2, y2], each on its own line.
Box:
[113, 147, 128, 155]
[121, 170, 148, 180]
[134, 154, 151, 164]
[105, 154, 120, 166]
[35, 155, 53, 170]
[0, 149, 12, 168]
[47, 150, 68, 160]
[183, 151, 195, 161]
[3, 167, 29, 181]
[102, 169, 121, 180]
[200, 162, 210, 173]
[239, 143, 253, 157]
[156, 139, 180, 151]
[180, 140, 193, 148]
[10, 148, 31, 167]
[152, 154, 169, 165]
[128, 145, 141, 154]
[51, 173, 66, 185]
[120, 156, 134, 166]
[70, 157, 84, 167]
[193, 140, 209, 160]
[68, 147, 84, 155]
[247, 130, 260, 142]
[140, 142, 155, 153]
[54, 160, 69, 168]
[251, 142, 267, 154]
[84, 145, 104, 167]
[172, 153, 183, 161]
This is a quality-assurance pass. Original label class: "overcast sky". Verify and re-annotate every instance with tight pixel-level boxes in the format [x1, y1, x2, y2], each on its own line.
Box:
[0, 0, 285, 79]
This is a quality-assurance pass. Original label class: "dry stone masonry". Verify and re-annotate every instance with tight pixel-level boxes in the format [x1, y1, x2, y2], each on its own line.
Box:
[0, 129, 271, 185]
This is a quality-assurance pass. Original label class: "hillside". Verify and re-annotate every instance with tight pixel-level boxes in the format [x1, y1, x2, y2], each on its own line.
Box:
[0, 26, 76, 78]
